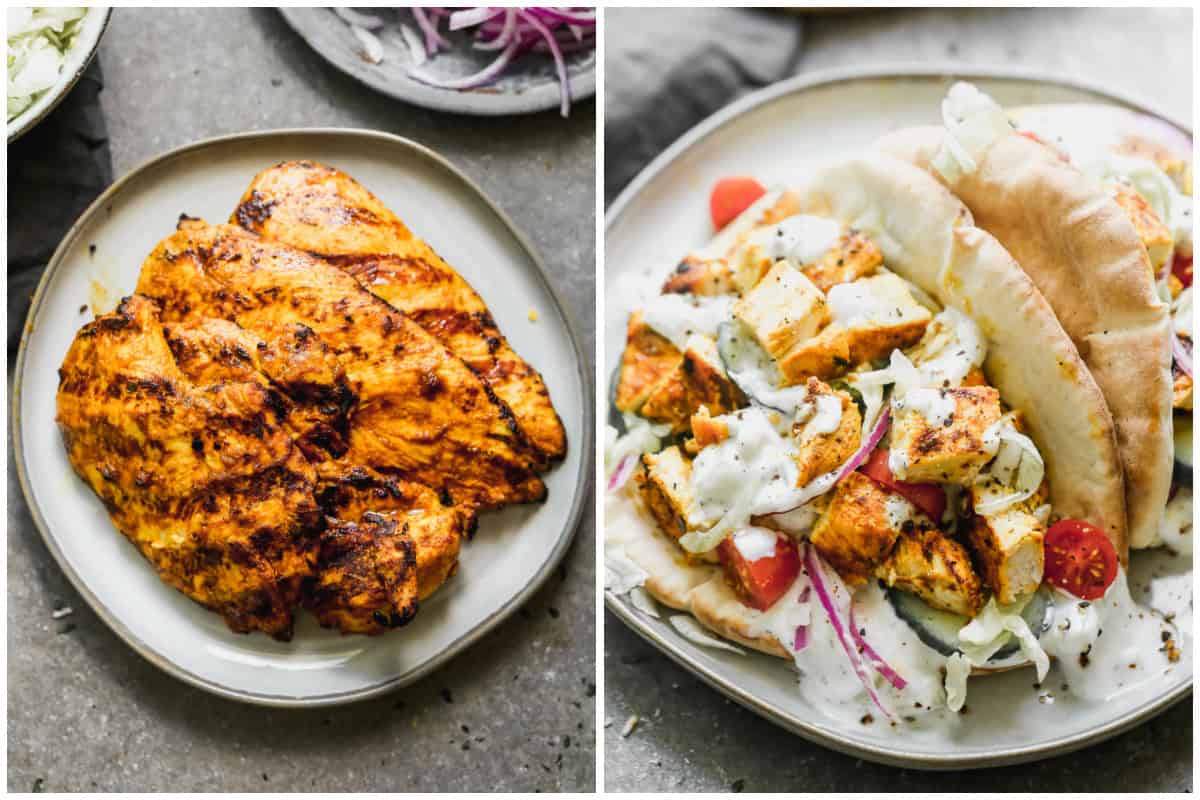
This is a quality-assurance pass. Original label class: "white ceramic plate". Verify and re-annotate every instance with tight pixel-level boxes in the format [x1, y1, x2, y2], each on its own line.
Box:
[14, 129, 591, 707]
[604, 65, 1193, 769]
[279, 8, 596, 116]
[7, 7, 110, 142]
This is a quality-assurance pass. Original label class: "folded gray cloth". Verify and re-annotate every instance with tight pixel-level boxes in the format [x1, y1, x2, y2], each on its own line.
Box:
[8, 61, 112, 357]
[604, 8, 803, 206]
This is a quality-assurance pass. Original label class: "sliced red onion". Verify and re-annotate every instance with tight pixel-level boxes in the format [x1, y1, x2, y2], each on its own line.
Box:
[516, 10, 570, 117]
[474, 9, 516, 50]
[1173, 333, 1193, 378]
[849, 606, 907, 690]
[409, 40, 519, 90]
[411, 7, 448, 54]
[334, 7, 385, 30]
[607, 455, 637, 493]
[835, 406, 891, 484]
[528, 7, 597, 25]
[760, 407, 892, 520]
[804, 544, 895, 721]
[449, 7, 501, 30]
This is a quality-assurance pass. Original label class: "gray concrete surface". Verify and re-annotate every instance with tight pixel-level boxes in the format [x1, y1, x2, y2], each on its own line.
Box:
[604, 6, 1193, 793]
[7, 8, 595, 793]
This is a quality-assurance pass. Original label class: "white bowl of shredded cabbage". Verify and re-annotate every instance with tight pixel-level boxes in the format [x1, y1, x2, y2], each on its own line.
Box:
[7, 6, 110, 142]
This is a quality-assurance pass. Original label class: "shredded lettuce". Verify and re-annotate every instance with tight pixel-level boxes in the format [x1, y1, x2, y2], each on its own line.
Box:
[958, 595, 1050, 682]
[943, 652, 971, 712]
[932, 82, 1013, 184]
[973, 413, 1045, 515]
[605, 415, 670, 480]
[7, 7, 88, 122]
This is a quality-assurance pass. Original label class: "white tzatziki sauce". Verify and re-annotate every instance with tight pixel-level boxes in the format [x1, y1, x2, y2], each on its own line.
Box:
[1040, 570, 1181, 702]
[827, 280, 898, 328]
[688, 407, 802, 530]
[729, 527, 778, 562]
[750, 214, 843, 264]
[789, 579, 952, 727]
[894, 387, 956, 428]
[795, 393, 844, 436]
[640, 292, 733, 352]
[908, 308, 987, 389]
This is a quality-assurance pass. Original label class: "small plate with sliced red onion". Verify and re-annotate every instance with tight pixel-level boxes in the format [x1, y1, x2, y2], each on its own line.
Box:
[279, 7, 595, 117]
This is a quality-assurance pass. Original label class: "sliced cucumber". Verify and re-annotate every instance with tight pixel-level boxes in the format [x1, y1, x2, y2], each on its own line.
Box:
[608, 364, 626, 433]
[886, 586, 1051, 662]
[1173, 412, 1192, 486]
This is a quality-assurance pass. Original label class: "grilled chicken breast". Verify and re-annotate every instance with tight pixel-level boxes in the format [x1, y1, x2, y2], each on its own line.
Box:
[162, 313, 441, 634]
[56, 295, 319, 640]
[231, 160, 567, 466]
[136, 218, 545, 511]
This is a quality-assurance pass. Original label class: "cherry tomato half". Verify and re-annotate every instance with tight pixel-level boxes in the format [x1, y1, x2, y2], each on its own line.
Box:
[717, 531, 800, 611]
[709, 177, 766, 231]
[859, 447, 948, 523]
[1043, 519, 1119, 600]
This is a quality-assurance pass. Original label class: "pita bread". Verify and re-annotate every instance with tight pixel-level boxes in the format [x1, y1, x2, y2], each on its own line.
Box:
[609, 151, 1125, 674]
[879, 125, 1173, 551]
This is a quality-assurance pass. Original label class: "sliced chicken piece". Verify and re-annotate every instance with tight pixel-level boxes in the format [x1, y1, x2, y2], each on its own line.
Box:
[135, 219, 544, 511]
[56, 295, 319, 640]
[876, 525, 984, 617]
[232, 160, 566, 465]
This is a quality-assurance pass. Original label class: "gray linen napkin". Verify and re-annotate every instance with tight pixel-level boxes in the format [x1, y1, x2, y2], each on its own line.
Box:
[604, 8, 803, 206]
[8, 61, 113, 355]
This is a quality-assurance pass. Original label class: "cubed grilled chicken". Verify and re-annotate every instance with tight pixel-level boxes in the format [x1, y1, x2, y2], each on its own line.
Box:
[966, 491, 1046, 605]
[779, 273, 931, 384]
[733, 263, 830, 360]
[136, 219, 544, 511]
[634, 446, 696, 541]
[233, 161, 566, 466]
[798, 229, 884, 293]
[876, 525, 984, 617]
[890, 386, 1003, 483]
[639, 335, 745, 434]
[661, 255, 735, 296]
[809, 471, 906, 585]
[615, 312, 682, 413]
[728, 221, 883, 295]
[56, 295, 320, 640]
[791, 379, 862, 486]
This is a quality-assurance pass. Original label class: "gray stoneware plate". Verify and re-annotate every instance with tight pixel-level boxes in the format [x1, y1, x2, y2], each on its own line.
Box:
[604, 64, 1193, 769]
[279, 8, 596, 116]
[14, 129, 591, 707]
[7, 7, 111, 142]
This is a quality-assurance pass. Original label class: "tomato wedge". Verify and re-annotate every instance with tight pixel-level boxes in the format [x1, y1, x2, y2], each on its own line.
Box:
[1043, 519, 1118, 600]
[1171, 250, 1193, 288]
[859, 447, 947, 522]
[717, 530, 800, 611]
[710, 176, 766, 231]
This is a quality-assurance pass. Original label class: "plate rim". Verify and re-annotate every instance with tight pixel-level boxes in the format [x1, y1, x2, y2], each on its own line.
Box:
[13, 126, 594, 708]
[603, 62, 1192, 769]
[6, 7, 112, 143]
[277, 7, 596, 117]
